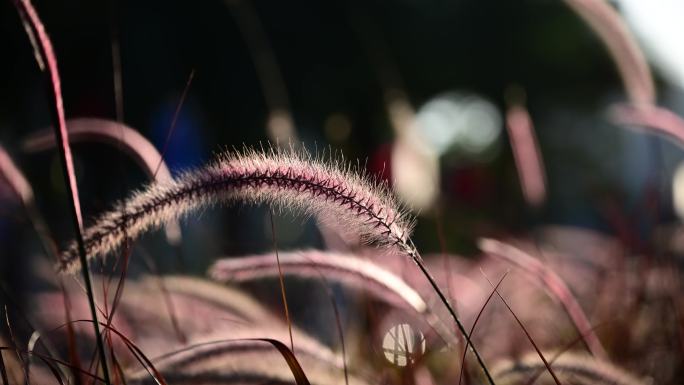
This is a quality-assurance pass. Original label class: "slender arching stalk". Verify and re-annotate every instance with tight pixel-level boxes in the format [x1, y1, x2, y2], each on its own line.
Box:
[407, 240, 496, 385]
[11, 1, 111, 382]
[57, 147, 495, 383]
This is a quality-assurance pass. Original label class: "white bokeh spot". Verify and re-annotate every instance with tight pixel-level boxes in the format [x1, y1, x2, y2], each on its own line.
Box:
[382, 323, 426, 367]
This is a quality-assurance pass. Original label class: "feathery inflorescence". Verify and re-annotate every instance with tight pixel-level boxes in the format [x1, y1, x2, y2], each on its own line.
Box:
[0, 143, 57, 258]
[563, 0, 654, 105]
[31, 275, 341, 368]
[23, 118, 174, 183]
[210, 250, 427, 314]
[58, 148, 414, 273]
[24, 117, 182, 244]
[209, 250, 457, 344]
[55, 147, 497, 384]
[0, 143, 34, 205]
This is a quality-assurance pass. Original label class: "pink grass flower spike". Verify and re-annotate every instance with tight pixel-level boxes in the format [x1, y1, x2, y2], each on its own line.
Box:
[58, 148, 415, 273]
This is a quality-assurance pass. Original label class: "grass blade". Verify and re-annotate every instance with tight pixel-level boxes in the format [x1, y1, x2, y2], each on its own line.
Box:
[153, 70, 195, 179]
[297, 253, 349, 385]
[495, 351, 645, 385]
[259, 338, 311, 385]
[0, 349, 9, 385]
[457, 272, 508, 385]
[481, 272, 561, 385]
[479, 238, 607, 359]
[270, 210, 294, 353]
[225, 0, 298, 144]
[11, 1, 111, 383]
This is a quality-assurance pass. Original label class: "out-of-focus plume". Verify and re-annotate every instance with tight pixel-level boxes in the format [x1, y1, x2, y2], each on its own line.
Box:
[0, 143, 56, 259]
[210, 250, 427, 314]
[209, 250, 457, 345]
[504, 89, 546, 208]
[610, 104, 684, 148]
[564, 0, 655, 105]
[478, 238, 606, 359]
[23, 117, 182, 245]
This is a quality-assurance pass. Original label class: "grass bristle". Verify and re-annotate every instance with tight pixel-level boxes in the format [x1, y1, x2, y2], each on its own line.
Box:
[58, 147, 415, 273]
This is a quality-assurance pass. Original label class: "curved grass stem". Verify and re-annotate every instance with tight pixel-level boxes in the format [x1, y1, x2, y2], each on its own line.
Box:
[408, 243, 496, 385]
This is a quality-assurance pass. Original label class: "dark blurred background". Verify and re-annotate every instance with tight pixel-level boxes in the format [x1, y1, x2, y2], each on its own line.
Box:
[1, 0, 684, 278]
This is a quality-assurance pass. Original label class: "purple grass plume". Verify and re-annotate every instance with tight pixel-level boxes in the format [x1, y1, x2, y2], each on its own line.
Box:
[209, 250, 458, 344]
[210, 250, 427, 314]
[24, 117, 182, 245]
[58, 147, 415, 273]
[564, 0, 655, 105]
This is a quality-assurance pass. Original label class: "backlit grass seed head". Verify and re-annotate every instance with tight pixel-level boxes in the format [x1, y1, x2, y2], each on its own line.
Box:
[58, 148, 415, 273]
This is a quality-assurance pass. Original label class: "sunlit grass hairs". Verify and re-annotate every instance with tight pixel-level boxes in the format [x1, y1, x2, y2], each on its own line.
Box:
[58, 146, 415, 273]
[58, 145, 496, 384]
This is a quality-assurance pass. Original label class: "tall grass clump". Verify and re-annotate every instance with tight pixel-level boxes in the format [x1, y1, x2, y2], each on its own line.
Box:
[56, 146, 496, 383]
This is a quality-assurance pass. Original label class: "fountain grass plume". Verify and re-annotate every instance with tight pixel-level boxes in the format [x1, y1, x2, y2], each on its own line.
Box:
[24, 117, 182, 245]
[57, 146, 496, 384]
[209, 250, 458, 345]
[210, 250, 428, 314]
[23, 118, 173, 183]
[58, 147, 415, 273]
[0, 144, 34, 206]
[564, 0, 655, 105]
[0, 143, 57, 259]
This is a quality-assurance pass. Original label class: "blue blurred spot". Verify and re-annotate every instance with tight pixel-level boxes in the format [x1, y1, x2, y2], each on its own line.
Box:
[150, 97, 205, 172]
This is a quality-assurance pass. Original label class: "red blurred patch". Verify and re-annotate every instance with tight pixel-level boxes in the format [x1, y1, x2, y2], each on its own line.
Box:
[369, 143, 393, 184]
[448, 166, 494, 207]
